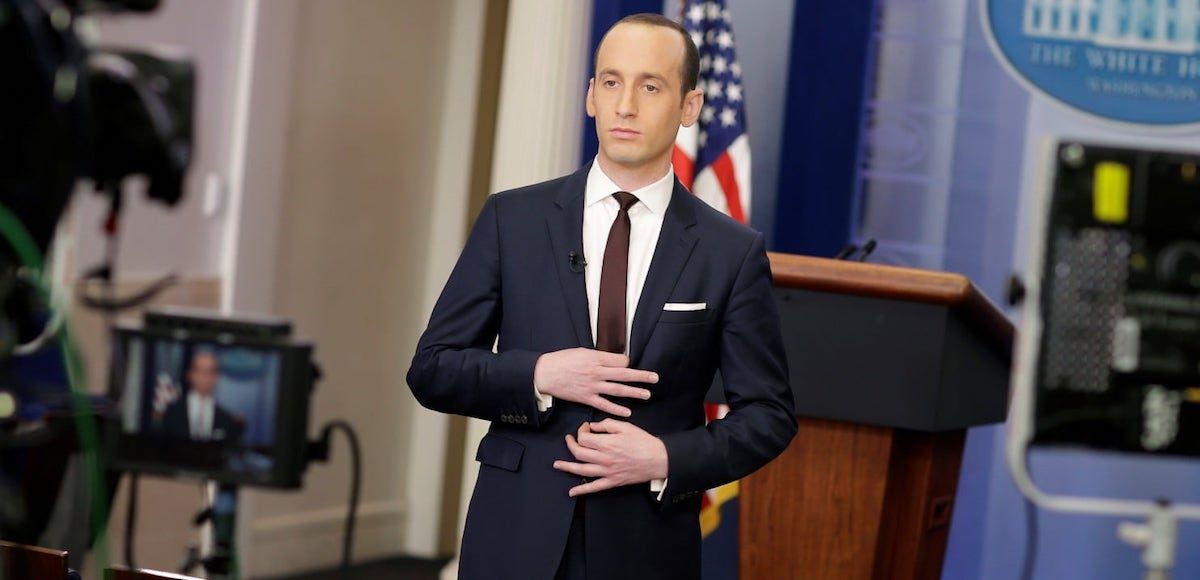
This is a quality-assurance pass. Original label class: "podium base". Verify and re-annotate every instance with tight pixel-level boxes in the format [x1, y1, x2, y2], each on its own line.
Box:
[740, 417, 965, 580]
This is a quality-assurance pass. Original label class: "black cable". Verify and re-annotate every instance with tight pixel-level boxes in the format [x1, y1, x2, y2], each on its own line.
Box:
[323, 420, 361, 570]
[124, 474, 138, 568]
[76, 272, 179, 312]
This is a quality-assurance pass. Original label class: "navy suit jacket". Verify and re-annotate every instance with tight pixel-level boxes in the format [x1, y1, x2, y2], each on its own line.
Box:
[160, 397, 243, 442]
[407, 164, 796, 580]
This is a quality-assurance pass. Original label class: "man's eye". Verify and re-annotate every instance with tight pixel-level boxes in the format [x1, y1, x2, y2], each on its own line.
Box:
[645, 84, 659, 93]
[604, 80, 618, 88]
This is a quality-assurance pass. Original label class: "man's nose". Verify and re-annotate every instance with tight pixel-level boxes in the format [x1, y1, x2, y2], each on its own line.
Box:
[616, 87, 637, 117]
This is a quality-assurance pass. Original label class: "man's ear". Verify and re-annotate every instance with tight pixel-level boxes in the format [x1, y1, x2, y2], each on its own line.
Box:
[585, 78, 597, 118]
[679, 88, 704, 128]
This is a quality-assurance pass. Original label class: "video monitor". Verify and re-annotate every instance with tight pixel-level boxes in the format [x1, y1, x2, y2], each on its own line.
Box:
[107, 325, 314, 488]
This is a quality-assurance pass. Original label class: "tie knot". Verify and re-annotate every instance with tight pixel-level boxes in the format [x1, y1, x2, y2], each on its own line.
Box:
[612, 191, 639, 212]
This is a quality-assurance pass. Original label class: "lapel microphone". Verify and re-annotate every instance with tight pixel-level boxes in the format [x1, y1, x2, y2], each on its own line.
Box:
[568, 251, 587, 273]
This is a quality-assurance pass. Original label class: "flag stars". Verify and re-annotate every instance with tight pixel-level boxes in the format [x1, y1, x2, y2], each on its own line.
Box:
[730, 62, 742, 78]
[713, 56, 728, 74]
[699, 130, 708, 147]
[722, 8, 732, 23]
[688, 3, 705, 24]
[706, 2, 721, 20]
[701, 106, 716, 124]
[706, 80, 723, 99]
[726, 83, 742, 102]
[717, 31, 734, 49]
[691, 31, 704, 50]
[720, 107, 737, 127]
[699, 54, 711, 72]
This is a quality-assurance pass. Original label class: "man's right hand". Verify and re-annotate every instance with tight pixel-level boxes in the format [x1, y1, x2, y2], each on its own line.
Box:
[533, 348, 656, 417]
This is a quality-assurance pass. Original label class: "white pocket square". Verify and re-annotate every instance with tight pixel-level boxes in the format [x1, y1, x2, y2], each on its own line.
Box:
[663, 302, 706, 311]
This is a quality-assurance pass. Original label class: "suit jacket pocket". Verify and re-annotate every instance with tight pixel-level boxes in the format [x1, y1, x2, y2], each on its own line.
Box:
[658, 308, 709, 324]
[475, 434, 525, 472]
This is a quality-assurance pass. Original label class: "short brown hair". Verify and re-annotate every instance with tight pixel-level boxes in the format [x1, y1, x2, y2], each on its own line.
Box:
[593, 13, 700, 96]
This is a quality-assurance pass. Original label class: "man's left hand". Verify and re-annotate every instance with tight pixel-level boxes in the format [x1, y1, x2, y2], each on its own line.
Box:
[553, 419, 668, 497]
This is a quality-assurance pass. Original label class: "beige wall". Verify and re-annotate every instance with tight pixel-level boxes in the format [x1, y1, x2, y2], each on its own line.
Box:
[49, 1, 475, 576]
[245, 0, 456, 575]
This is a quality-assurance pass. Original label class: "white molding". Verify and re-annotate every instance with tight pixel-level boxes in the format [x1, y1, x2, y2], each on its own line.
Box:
[251, 499, 407, 540]
[247, 500, 408, 577]
[403, 0, 489, 559]
[221, 0, 299, 575]
[219, 0, 258, 315]
[488, 0, 592, 191]
[446, 0, 592, 573]
[220, 0, 296, 315]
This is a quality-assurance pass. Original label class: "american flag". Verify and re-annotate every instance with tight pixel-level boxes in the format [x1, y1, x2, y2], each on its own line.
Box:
[674, 0, 752, 224]
[673, 0, 747, 551]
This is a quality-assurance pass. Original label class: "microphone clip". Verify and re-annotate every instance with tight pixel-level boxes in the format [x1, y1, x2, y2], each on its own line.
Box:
[568, 251, 587, 273]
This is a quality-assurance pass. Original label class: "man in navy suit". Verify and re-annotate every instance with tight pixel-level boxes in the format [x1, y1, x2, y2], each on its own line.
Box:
[408, 13, 795, 580]
[159, 350, 243, 442]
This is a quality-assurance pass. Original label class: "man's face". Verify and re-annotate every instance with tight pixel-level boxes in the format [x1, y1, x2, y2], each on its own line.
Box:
[188, 352, 219, 397]
[587, 23, 702, 172]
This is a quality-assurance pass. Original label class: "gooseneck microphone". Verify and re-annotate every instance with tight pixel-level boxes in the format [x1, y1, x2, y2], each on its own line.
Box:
[857, 239, 878, 262]
[833, 244, 859, 260]
[568, 251, 587, 273]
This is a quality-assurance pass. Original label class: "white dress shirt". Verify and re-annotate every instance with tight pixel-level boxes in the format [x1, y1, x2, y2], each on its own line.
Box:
[536, 158, 675, 496]
[187, 390, 215, 440]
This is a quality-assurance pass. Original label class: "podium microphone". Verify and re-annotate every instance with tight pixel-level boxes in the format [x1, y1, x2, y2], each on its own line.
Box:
[857, 239, 878, 262]
[833, 244, 859, 260]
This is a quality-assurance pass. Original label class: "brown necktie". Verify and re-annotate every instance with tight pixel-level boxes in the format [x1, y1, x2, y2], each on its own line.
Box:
[596, 191, 639, 353]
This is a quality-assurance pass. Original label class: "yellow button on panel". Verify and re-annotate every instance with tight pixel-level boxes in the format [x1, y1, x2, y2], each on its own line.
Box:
[1093, 161, 1131, 224]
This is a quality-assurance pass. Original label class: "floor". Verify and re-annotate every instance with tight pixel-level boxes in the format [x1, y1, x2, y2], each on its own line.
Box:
[268, 556, 450, 580]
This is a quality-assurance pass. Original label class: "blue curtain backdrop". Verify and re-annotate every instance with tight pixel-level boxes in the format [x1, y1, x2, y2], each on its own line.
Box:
[771, 0, 878, 258]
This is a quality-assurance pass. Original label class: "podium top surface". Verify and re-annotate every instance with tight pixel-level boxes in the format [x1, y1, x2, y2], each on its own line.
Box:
[767, 252, 1014, 353]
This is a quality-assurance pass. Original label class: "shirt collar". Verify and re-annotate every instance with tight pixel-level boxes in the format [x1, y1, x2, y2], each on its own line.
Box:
[584, 157, 675, 215]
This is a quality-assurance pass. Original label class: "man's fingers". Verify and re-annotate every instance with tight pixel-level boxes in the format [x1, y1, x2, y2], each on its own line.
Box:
[597, 366, 659, 385]
[597, 381, 652, 400]
[565, 434, 608, 463]
[589, 396, 632, 418]
[569, 477, 618, 497]
[553, 460, 607, 478]
[593, 351, 630, 368]
[584, 419, 622, 434]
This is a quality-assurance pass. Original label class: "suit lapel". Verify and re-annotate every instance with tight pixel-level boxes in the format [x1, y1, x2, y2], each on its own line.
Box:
[546, 165, 595, 349]
[628, 180, 699, 366]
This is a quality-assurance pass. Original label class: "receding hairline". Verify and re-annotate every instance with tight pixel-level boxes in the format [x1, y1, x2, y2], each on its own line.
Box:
[592, 19, 697, 94]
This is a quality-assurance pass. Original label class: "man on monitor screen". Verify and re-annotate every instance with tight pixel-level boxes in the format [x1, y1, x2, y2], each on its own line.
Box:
[159, 349, 244, 442]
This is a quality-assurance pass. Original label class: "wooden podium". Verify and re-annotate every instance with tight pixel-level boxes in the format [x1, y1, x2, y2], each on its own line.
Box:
[728, 253, 1013, 580]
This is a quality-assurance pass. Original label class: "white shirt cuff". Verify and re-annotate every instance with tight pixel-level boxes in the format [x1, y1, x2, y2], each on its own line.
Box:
[534, 387, 553, 412]
[650, 478, 667, 501]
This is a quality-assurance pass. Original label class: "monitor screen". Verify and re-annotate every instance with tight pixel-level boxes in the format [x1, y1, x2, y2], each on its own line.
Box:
[108, 327, 310, 487]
